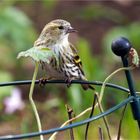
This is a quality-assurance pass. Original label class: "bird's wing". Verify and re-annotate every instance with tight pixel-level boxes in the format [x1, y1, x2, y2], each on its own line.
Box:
[70, 44, 85, 76]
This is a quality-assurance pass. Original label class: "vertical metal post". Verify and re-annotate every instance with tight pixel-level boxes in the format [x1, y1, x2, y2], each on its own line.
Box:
[121, 56, 136, 97]
[121, 56, 140, 128]
[111, 37, 140, 130]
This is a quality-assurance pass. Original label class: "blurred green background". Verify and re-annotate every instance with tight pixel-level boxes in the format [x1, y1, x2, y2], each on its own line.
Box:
[0, 0, 140, 139]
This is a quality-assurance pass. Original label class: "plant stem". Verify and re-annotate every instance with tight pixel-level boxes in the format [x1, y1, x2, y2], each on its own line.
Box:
[98, 66, 134, 106]
[85, 94, 97, 140]
[66, 104, 75, 140]
[49, 106, 92, 140]
[117, 96, 128, 140]
[96, 93, 111, 140]
[98, 126, 104, 140]
[29, 62, 44, 140]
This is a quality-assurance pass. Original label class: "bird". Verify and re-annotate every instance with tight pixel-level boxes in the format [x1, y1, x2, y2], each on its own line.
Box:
[34, 19, 94, 90]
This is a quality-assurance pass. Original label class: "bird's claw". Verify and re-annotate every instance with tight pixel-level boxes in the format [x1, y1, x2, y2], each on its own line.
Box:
[39, 78, 48, 87]
[65, 78, 72, 88]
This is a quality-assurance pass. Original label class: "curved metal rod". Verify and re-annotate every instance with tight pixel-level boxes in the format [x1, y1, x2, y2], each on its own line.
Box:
[0, 96, 134, 140]
[0, 80, 129, 93]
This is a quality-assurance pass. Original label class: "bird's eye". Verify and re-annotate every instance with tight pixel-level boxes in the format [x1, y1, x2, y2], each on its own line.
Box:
[58, 26, 64, 30]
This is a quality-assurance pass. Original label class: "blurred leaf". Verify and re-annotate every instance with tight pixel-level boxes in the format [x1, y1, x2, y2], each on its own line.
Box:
[80, 5, 126, 23]
[0, 43, 15, 69]
[103, 26, 128, 64]
[77, 38, 104, 80]
[0, 7, 37, 53]
[68, 85, 82, 112]
[0, 71, 13, 100]
[44, 98, 61, 110]
[127, 22, 140, 49]
[0, 6, 37, 72]
[77, 38, 94, 78]
[43, 0, 57, 11]
[0, 0, 18, 8]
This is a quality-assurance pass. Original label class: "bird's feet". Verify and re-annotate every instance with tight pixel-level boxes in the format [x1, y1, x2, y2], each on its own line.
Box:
[39, 77, 48, 87]
[65, 78, 72, 88]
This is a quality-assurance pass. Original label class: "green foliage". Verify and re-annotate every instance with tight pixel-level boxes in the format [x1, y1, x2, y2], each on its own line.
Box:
[0, 7, 35, 52]
[103, 25, 128, 63]
[42, 0, 58, 11]
[0, 71, 13, 100]
[62, 4, 126, 24]
[77, 38, 104, 80]
[0, 6, 36, 52]
[0, 5, 37, 73]
[0, 0, 17, 7]
[80, 5, 125, 23]
[0, 43, 16, 69]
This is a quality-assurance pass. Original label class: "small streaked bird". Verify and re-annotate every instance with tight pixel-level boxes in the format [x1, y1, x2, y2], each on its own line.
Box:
[34, 19, 94, 90]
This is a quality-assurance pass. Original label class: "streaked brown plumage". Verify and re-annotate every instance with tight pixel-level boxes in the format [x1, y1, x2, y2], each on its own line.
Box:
[34, 19, 94, 90]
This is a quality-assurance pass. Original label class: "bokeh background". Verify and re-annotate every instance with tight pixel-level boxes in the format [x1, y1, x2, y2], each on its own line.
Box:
[0, 0, 140, 139]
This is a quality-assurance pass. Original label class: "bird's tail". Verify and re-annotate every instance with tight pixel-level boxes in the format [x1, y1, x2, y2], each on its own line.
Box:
[81, 78, 95, 90]
[81, 84, 95, 90]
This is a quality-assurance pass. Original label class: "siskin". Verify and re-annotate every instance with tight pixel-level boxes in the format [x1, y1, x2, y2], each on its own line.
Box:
[34, 19, 94, 90]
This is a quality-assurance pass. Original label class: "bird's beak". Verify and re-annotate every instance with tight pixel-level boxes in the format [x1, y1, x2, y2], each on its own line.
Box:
[66, 27, 77, 34]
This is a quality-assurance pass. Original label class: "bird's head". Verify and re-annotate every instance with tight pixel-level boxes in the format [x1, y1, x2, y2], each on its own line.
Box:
[40, 19, 77, 44]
